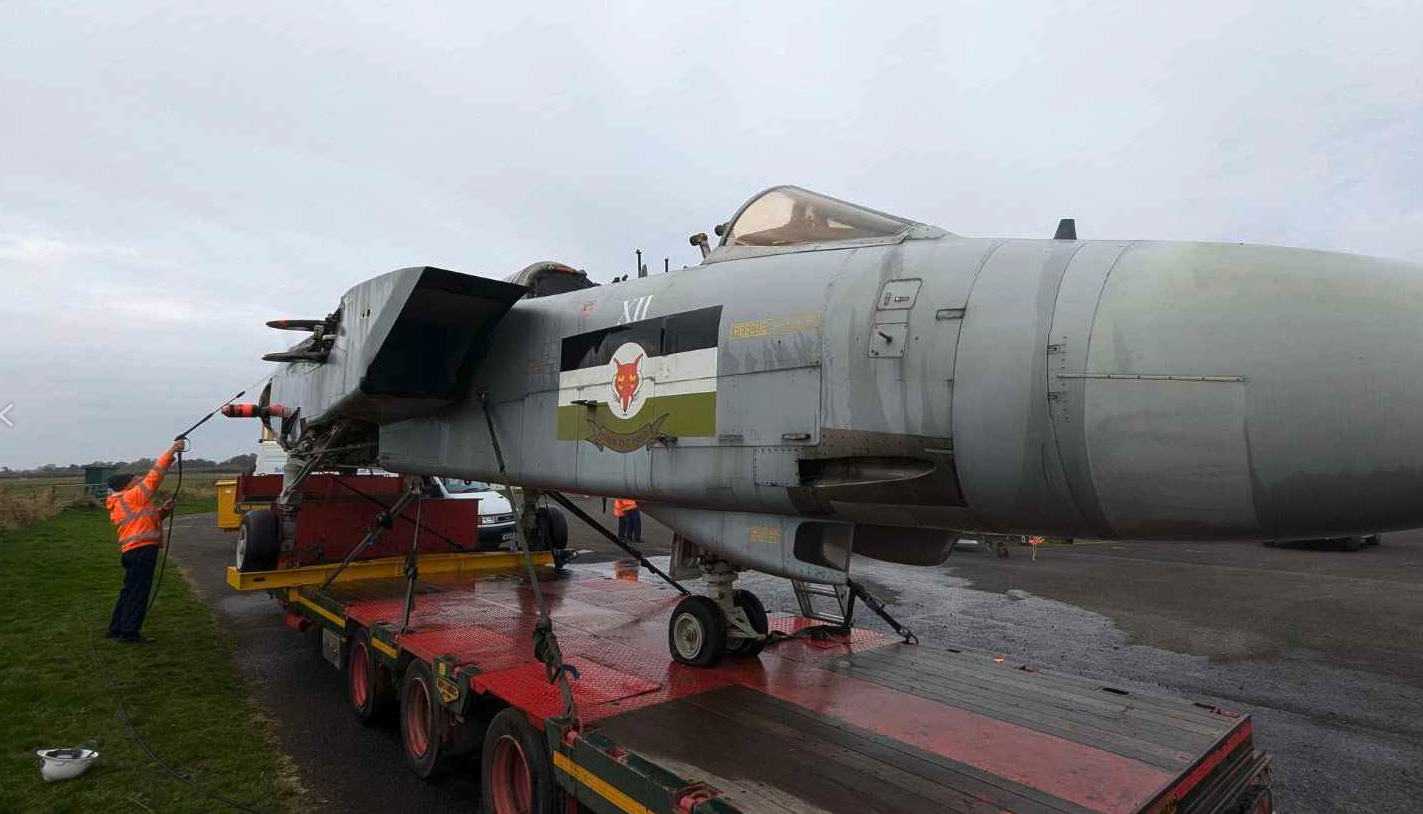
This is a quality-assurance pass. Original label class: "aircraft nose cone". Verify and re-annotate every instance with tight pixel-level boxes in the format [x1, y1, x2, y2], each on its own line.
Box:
[1082, 241, 1423, 540]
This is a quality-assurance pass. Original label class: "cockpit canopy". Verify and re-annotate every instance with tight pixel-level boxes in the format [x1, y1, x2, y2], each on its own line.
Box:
[722, 186, 914, 248]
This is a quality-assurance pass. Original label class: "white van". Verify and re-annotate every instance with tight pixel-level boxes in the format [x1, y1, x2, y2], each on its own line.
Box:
[252, 439, 288, 475]
[433, 478, 516, 548]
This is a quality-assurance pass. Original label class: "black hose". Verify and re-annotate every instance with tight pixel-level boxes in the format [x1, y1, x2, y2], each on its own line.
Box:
[86, 634, 277, 814]
[146, 451, 182, 614]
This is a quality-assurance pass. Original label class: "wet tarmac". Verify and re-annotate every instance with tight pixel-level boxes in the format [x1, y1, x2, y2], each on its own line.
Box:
[171, 502, 1423, 813]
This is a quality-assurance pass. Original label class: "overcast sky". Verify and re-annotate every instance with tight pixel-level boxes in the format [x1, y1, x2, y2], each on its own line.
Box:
[2, 1, 1420, 470]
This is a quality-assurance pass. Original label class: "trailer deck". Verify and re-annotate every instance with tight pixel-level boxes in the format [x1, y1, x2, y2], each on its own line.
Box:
[268, 563, 1270, 814]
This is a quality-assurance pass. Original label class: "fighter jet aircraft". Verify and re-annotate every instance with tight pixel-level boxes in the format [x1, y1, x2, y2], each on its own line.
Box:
[228, 185, 1423, 665]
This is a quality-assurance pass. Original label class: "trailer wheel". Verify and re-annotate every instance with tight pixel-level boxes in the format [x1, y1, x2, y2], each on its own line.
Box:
[669, 595, 727, 667]
[728, 589, 769, 658]
[346, 628, 393, 725]
[400, 660, 455, 779]
[1343, 535, 1365, 552]
[235, 508, 280, 572]
[482, 707, 562, 814]
[535, 506, 568, 551]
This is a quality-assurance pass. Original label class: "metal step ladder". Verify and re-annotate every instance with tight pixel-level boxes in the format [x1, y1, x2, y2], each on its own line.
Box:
[791, 580, 855, 626]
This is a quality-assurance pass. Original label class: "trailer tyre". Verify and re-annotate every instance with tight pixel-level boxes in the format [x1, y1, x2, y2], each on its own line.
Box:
[346, 628, 393, 725]
[482, 707, 563, 814]
[400, 660, 456, 780]
[728, 589, 769, 658]
[235, 508, 280, 572]
[668, 595, 727, 667]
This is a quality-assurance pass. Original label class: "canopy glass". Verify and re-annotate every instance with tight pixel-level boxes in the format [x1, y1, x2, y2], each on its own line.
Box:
[725, 187, 912, 247]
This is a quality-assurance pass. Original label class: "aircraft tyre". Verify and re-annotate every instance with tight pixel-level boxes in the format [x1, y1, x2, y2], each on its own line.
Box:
[669, 595, 727, 667]
[235, 508, 280, 572]
[728, 589, 768, 658]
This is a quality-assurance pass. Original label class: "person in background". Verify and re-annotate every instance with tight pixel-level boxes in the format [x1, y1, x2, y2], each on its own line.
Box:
[104, 440, 182, 644]
[626, 499, 642, 543]
[613, 497, 641, 542]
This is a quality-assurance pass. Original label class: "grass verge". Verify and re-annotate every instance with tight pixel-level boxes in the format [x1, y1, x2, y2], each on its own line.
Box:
[0, 505, 304, 814]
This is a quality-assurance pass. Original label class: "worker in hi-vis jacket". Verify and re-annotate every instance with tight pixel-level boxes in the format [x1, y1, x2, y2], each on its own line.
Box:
[614, 498, 642, 543]
[104, 440, 182, 643]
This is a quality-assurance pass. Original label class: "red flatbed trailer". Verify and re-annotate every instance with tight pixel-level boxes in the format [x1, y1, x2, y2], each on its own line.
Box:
[231, 561, 1274, 814]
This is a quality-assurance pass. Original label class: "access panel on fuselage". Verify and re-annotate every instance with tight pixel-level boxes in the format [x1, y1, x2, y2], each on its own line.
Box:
[820, 238, 993, 442]
[702, 250, 836, 452]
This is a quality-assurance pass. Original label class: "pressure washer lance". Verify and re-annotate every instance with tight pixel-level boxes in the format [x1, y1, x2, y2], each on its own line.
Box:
[176, 387, 251, 441]
[146, 385, 260, 614]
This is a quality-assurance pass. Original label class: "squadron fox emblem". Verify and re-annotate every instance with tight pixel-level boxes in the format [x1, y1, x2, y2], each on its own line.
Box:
[612, 354, 644, 413]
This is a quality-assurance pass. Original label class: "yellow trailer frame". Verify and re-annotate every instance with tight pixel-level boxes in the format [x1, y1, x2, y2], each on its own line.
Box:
[225, 550, 555, 591]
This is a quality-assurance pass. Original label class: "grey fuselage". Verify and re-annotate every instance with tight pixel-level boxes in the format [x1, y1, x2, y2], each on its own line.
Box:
[350, 230, 1423, 575]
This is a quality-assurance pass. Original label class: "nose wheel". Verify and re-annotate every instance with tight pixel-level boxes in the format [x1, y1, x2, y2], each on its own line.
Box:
[669, 596, 727, 666]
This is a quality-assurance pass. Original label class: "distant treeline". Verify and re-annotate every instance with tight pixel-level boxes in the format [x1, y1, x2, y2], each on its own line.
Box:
[0, 453, 258, 479]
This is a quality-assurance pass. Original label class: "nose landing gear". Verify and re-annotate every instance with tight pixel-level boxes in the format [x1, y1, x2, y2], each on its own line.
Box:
[666, 559, 770, 667]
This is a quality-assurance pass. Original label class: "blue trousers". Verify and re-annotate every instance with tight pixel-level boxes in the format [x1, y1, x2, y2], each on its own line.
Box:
[109, 545, 158, 638]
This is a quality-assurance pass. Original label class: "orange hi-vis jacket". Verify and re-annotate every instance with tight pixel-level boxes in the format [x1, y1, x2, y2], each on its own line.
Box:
[106, 450, 175, 554]
[613, 498, 638, 517]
